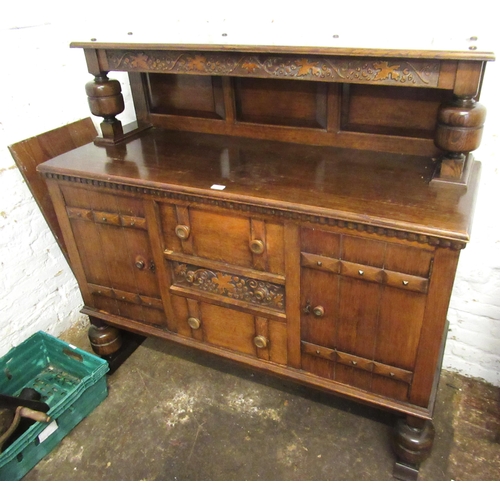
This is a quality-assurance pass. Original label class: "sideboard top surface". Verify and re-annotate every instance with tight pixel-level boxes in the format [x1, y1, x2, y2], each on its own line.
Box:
[38, 128, 480, 244]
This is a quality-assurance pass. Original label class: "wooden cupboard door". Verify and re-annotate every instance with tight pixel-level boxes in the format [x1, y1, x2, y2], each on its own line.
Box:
[170, 296, 287, 365]
[59, 185, 168, 327]
[159, 203, 285, 275]
[299, 227, 434, 402]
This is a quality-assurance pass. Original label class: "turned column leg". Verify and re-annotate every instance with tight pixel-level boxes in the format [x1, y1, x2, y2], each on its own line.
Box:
[85, 72, 125, 145]
[392, 416, 435, 480]
[87, 318, 123, 357]
[433, 60, 487, 183]
[434, 97, 486, 181]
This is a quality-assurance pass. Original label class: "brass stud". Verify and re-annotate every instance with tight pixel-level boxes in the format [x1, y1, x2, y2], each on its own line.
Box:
[358, 270, 364, 275]
[402, 280, 409, 286]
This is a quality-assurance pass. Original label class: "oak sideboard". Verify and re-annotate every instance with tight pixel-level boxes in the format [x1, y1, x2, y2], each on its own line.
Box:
[34, 34, 494, 479]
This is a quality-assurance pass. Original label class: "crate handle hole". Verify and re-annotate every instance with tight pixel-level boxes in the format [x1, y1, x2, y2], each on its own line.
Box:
[4, 366, 13, 380]
[63, 348, 83, 362]
[17, 453, 24, 462]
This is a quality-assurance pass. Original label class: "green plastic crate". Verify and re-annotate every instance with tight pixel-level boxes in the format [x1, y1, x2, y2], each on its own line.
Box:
[0, 331, 109, 481]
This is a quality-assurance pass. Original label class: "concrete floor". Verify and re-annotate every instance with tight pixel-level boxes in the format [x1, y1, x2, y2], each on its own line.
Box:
[20, 326, 500, 481]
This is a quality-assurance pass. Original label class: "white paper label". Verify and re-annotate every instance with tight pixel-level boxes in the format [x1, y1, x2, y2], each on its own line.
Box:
[38, 420, 58, 443]
[210, 184, 226, 190]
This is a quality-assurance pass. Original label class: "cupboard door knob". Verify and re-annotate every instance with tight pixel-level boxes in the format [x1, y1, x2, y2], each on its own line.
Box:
[175, 225, 191, 240]
[313, 305, 325, 317]
[253, 335, 268, 349]
[135, 257, 145, 270]
[249, 239, 265, 255]
[187, 317, 201, 330]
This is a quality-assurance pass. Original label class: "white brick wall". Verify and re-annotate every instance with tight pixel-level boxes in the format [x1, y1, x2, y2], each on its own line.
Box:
[1, 2, 499, 386]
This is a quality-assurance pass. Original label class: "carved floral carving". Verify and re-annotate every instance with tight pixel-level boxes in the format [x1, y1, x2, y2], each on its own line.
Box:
[172, 262, 285, 310]
[106, 50, 440, 87]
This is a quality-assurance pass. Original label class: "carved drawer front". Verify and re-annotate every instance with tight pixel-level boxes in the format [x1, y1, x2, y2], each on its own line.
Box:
[169, 295, 288, 365]
[299, 227, 434, 402]
[169, 260, 285, 317]
[60, 185, 167, 327]
[159, 203, 285, 275]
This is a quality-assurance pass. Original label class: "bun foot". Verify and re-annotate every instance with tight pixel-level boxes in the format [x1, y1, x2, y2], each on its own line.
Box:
[392, 417, 435, 480]
[88, 323, 122, 357]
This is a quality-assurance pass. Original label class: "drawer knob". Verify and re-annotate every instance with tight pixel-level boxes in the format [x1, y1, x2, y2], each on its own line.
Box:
[187, 317, 201, 330]
[253, 335, 268, 349]
[175, 225, 191, 240]
[135, 257, 145, 270]
[313, 305, 325, 317]
[249, 239, 265, 255]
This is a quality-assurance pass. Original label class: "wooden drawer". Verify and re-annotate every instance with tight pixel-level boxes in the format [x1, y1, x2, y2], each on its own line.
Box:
[169, 295, 288, 365]
[169, 260, 285, 318]
[159, 203, 285, 275]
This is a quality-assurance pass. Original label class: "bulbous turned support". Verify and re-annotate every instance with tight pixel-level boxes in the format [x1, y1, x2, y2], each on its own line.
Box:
[88, 321, 123, 357]
[392, 416, 435, 480]
[434, 97, 486, 180]
[85, 73, 125, 144]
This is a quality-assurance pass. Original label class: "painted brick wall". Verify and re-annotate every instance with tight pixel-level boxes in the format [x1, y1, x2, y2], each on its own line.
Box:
[1, 3, 499, 386]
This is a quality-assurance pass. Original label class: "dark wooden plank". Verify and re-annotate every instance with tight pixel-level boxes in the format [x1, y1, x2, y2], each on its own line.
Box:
[284, 223, 302, 369]
[9, 118, 97, 262]
[144, 200, 179, 333]
[409, 248, 461, 409]
[234, 78, 327, 129]
[71, 41, 495, 62]
[45, 181, 94, 305]
[149, 112, 438, 156]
